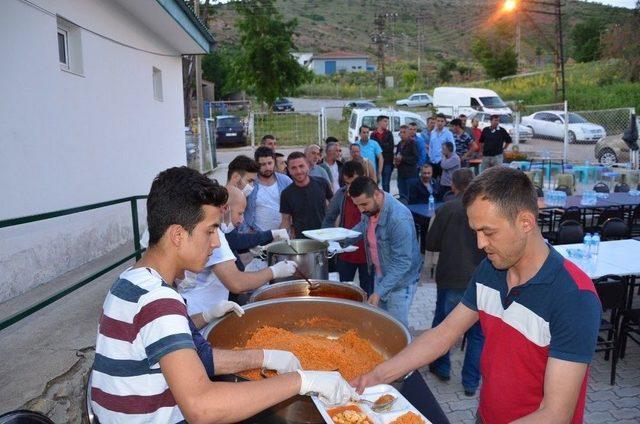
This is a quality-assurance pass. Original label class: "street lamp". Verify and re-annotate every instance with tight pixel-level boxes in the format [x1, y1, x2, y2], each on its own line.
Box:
[502, 0, 518, 13]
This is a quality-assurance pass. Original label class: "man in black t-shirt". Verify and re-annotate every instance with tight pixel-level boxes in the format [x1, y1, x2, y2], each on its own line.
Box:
[280, 151, 333, 237]
[479, 114, 512, 171]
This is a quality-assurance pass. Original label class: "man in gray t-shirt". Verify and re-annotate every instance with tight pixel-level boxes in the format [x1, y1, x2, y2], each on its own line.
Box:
[305, 144, 331, 185]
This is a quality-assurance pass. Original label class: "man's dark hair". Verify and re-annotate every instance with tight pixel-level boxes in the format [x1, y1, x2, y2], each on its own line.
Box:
[342, 160, 365, 179]
[399, 124, 409, 131]
[443, 141, 454, 152]
[436, 113, 446, 120]
[408, 122, 418, 127]
[376, 115, 389, 122]
[287, 151, 306, 162]
[254, 146, 276, 162]
[227, 155, 259, 180]
[325, 136, 339, 144]
[462, 167, 538, 222]
[450, 118, 463, 128]
[427, 116, 435, 122]
[147, 167, 228, 246]
[348, 176, 379, 198]
[359, 124, 370, 133]
[261, 134, 276, 144]
[452, 168, 475, 193]
[459, 114, 467, 119]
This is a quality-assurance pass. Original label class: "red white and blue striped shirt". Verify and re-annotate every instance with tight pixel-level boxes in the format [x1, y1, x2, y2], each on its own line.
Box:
[90, 267, 195, 423]
[462, 247, 601, 424]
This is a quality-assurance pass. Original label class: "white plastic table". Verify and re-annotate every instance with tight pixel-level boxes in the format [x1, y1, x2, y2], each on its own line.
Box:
[555, 239, 640, 279]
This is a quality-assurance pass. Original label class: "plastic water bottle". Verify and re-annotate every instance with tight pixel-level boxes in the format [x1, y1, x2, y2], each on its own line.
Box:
[428, 194, 435, 211]
[591, 233, 600, 260]
[583, 233, 592, 258]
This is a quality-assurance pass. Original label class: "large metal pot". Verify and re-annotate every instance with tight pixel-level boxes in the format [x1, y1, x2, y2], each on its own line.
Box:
[204, 298, 411, 424]
[261, 239, 334, 282]
[249, 279, 367, 303]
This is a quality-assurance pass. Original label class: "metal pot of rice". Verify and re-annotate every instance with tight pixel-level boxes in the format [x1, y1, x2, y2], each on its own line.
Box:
[248, 279, 367, 303]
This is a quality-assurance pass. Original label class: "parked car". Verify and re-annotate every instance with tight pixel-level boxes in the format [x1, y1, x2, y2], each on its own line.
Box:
[215, 115, 247, 146]
[521, 111, 606, 143]
[348, 107, 427, 145]
[467, 112, 533, 142]
[273, 98, 294, 112]
[345, 100, 376, 109]
[395, 93, 433, 108]
[593, 117, 639, 164]
[433, 87, 512, 117]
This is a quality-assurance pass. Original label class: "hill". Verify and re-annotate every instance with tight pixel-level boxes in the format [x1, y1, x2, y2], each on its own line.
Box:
[207, 0, 633, 65]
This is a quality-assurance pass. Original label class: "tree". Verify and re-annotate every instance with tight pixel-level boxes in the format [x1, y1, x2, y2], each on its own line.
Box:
[202, 46, 240, 100]
[471, 20, 517, 79]
[437, 60, 457, 83]
[571, 18, 604, 63]
[601, 3, 640, 81]
[233, 0, 311, 108]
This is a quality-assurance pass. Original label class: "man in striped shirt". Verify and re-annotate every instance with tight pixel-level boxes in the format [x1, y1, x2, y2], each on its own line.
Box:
[352, 167, 600, 423]
[91, 167, 356, 423]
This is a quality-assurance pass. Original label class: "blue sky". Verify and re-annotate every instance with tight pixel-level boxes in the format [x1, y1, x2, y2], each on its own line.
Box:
[583, 0, 636, 7]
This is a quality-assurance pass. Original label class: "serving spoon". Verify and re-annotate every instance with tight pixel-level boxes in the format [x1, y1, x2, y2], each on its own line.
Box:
[355, 395, 397, 412]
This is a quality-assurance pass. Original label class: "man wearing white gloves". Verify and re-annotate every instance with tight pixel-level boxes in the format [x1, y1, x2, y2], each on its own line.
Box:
[91, 167, 354, 424]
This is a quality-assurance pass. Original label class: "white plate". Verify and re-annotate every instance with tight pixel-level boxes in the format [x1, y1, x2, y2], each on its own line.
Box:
[303, 227, 361, 242]
[312, 384, 431, 424]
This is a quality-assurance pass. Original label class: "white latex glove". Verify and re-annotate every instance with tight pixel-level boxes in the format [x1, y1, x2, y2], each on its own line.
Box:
[270, 260, 297, 279]
[201, 301, 244, 323]
[296, 370, 358, 405]
[341, 245, 358, 253]
[262, 349, 302, 373]
[271, 228, 290, 241]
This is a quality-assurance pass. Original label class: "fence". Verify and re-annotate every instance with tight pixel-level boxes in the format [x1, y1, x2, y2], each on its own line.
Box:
[250, 111, 323, 147]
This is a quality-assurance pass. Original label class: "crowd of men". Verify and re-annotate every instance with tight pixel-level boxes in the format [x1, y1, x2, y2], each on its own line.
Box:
[90, 115, 601, 424]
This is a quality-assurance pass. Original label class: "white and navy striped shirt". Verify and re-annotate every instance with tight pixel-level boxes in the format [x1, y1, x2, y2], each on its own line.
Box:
[90, 267, 195, 423]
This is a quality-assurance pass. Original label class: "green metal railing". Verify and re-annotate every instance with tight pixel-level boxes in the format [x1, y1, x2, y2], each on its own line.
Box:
[0, 196, 147, 331]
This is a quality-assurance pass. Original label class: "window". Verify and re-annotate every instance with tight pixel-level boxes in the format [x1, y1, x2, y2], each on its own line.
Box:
[392, 116, 401, 130]
[57, 17, 83, 75]
[57, 29, 68, 69]
[362, 116, 377, 129]
[470, 98, 481, 110]
[153, 67, 163, 101]
[349, 112, 357, 129]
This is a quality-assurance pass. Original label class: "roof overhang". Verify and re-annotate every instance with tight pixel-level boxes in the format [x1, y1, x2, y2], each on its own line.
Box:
[114, 0, 215, 54]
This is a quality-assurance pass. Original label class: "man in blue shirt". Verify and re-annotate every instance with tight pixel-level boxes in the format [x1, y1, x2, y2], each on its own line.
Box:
[356, 125, 383, 182]
[429, 114, 455, 180]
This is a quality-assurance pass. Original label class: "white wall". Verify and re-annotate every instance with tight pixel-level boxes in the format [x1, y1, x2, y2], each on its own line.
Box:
[0, 0, 188, 302]
[311, 58, 368, 75]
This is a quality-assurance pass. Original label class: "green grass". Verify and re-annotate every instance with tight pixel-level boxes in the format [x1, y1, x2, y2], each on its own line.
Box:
[252, 113, 349, 147]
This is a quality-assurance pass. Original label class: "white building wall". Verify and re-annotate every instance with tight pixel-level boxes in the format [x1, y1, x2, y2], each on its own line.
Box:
[311, 58, 368, 75]
[0, 0, 188, 302]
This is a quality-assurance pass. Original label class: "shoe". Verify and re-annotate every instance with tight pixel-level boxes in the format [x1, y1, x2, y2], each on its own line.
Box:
[428, 367, 450, 382]
[464, 388, 476, 397]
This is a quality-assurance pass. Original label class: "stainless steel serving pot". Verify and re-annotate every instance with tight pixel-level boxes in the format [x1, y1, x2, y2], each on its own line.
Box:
[249, 279, 367, 303]
[204, 298, 411, 424]
[260, 239, 335, 282]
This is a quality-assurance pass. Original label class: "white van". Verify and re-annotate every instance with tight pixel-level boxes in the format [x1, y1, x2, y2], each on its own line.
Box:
[433, 87, 512, 117]
[348, 107, 427, 145]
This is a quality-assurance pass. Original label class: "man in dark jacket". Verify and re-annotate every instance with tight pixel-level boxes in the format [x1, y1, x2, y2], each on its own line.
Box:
[425, 167, 485, 396]
[394, 125, 419, 201]
[370, 115, 395, 193]
[479, 114, 512, 170]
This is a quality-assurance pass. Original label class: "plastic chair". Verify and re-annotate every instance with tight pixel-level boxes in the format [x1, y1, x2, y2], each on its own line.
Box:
[601, 217, 629, 241]
[614, 182, 630, 193]
[630, 205, 640, 238]
[617, 308, 640, 361]
[0, 411, 54, 424]
[555, 220, 584, 245]
[595, 206, 623, 229]
[555, 184, 572, 196]
[593, 182, 610, 193]
[594, 275, 628, 385]
[559, 206, 582, 225]
[556, 173, 575, 192]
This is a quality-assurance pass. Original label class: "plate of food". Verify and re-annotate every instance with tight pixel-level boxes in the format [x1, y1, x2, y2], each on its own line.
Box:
[303, 227, 361, 242]
[312, 384, 431, 424]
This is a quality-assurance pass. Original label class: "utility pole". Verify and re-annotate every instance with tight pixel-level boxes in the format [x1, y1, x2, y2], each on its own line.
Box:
[193, 0, 205, 171]
[515, 10, 521, 70]
[556, 0, 566, 102]
[372, 14, 388, 97]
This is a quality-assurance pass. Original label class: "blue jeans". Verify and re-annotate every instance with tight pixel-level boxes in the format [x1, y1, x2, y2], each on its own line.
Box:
[381, 163, 394, 193]
[379, 283, 417, 328]
[397, 176, 418, 201]
[337, 259, 374, 296]
[430, 288, 484, 391]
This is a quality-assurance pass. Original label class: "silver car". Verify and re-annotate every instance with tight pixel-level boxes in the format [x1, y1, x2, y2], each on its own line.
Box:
[521, 111, 606, 143]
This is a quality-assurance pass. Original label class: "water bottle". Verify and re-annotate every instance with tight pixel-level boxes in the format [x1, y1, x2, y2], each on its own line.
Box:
[428, 194, 435, 211]
[591, 233, 600, 260]
[583, 233, 592, 258]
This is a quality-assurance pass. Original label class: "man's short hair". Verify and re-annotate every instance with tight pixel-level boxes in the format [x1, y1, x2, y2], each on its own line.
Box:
[342, 160, 365, 179]
[427, 116, 435, 122]
[359, 124, 370, 133]
[452, 168, 475, 193]
[377, 115, 389, 122]
[287, 151, 306, 162]
[436, 113, 446, 120]
[399, 124, 409, 131]
[254, 146, 276, 162]
[326, 141, 339, 152]
[304, 144, 320, 154]
[421, 163, 433, 171]
[443, 141, 454, 152]
[450, 118, 463, 128]
[261, 134, 276, 144]
[325, 136, 339, 144]
[490, 114, 500, 120]
[349, 143, 361, 151]
[227, 155, 259, 180]
[462, 167, 538, 222]
[408, 121, 418, 127]
[147, 167, 228, 246]
[459, 114, 467, 119]
[348, 176, 379, 198]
